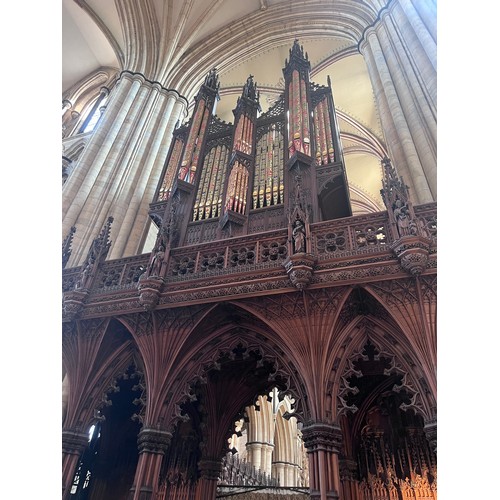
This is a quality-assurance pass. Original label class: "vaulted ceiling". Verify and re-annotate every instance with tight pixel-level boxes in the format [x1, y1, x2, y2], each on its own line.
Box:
[62, 0, 390, 213]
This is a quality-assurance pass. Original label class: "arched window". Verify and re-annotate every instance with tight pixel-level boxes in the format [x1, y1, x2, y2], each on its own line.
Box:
[79, 88, 109, 134]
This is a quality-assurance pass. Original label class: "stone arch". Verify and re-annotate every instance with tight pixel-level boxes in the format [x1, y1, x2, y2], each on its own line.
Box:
[62, 317, 149, 499]
[150, 302, 311, 430]
[156, 334, 309, 497]
[167, 1, 381, 96]
[62, 317, 146, 433]
[62, 67, 118, 137]
[331, 335, 437, 497]
[147, 303, 313, 493]
[324, 286, 436, 423]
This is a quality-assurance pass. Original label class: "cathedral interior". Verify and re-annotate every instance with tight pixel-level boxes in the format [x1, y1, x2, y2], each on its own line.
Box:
[59, 1, 441, 499]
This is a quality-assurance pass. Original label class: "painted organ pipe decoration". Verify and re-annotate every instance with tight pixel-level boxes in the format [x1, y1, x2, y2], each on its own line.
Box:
[158, 135, 185, 201]
[193, 144, 230, 221]
[252, 124, 284, 209]
[313, 95, 335, 165]
[156, 69, 219, 204]
[178, 102, 211, 184]
[233, 113, 254, 155]
[286, 43, 311, 157]
[222, 75, 260, 218]
[224, 160, 249, 215]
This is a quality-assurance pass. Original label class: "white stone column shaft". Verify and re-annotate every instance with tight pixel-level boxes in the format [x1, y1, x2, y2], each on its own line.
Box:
[376, 12, 437, 198]
[93, 83, 165, 257]
[272, 462, 285, 486]
[410, 0, 436, 42]
[260, 443, 274, 476]
[67, 78, 150, 265]
[390, 2, 436, 110]
[360, 30, 434, 204]
[247, 443, 262, 470]
[62, 76, 137, 237]
[115, 93, 184, 257]
[63, 73, 186, 266]
[397, 0, 436, 72]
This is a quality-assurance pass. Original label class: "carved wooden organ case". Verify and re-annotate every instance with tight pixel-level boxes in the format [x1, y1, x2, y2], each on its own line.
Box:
[150, 41, 352, 248]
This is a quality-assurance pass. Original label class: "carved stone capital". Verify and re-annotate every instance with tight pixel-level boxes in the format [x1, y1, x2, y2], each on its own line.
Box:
[339, 458, 358, 481]
[62, 429, 89, 455]
[301, 422, 342, 454]
[138, 276, 164, 311]
[137, 428, 172, 454]
[390, 235, 431, 276]
[198, 457, 222, 481]
[283, 253, 316, 290]
[62, 289, 89, 320]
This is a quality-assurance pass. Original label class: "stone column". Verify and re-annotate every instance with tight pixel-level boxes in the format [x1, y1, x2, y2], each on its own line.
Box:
[246, 441, 263, 471]
[62, 429, 89, 499]
[339, 458, 361, 500]
[261, 442, 274, 475]
[284, 462, 299, 487]
[195, 458, 221, 500]
[302, 422, 343, 500]
[272, 461, 285, 486]
[128, 427, 171, 500]
[62, 71, 187, 267]
[359, 0, 436, 204]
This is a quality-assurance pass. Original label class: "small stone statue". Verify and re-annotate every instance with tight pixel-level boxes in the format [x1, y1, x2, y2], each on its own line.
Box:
[75, 255, 95, 289]
[292, 218, 306, 253]
[393, 198, 410, 237]
[148, 245, 165, 277]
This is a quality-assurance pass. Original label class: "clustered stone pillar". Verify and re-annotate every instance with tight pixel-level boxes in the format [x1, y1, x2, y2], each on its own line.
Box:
[246, 441, 263, 471]
[62, 429, 90, 499]
[246, 440, 275, 476]
[62, 71, 187, 267]
[272, 461, 301, 487]
[339, 458, 361, 500]
[128, 427, 171, 500]
[195, 458, 222, 499]
[302, 422, 343, 500]
[359, 0, 436, 204]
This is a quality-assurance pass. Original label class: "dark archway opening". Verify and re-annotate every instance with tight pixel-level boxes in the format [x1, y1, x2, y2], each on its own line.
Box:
[338, 341, 436, 499]
[70, 364, 142, 500]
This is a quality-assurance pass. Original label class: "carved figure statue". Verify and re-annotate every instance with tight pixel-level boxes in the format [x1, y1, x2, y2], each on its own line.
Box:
[292, 218, 306, 253]
[148, 245, 165, 277]
[243, 75, 255, 99]
[393, 199, 410, 237]
[205, 68, 218, 89]
[76, 255, 95, 289]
